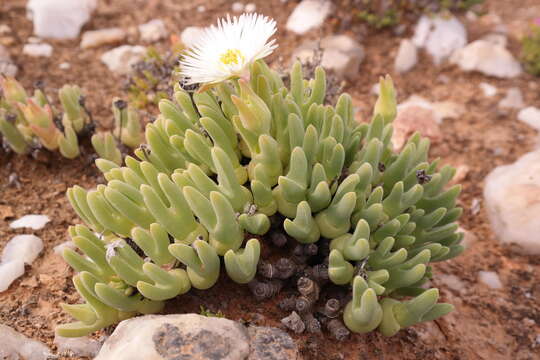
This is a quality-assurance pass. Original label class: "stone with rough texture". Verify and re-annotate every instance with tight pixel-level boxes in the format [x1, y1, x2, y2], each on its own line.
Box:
[397, 95, 464, 124]
[23, 43, 53, 57]
[412, 15, 467, 65]
[181, 26, 205, 48]
[438, 274, 465, 293]
[95, 314, 250, 360]
[394, 39, 417, 73]
[0, 260, 25, 292]
[392, 105, 442, 151]
[248, 326, 299, 360]
[139, 19, 168, 42]
[27, 0, 96, 39]
[80, 28, 126, 49]
[54, 335, 102, 358]
[0, 324, 52, 360]
[286, 0, 332, 35]
[10, 214, 50, 230]
[450, 39, 522, 78]
[479, 82, 497, 97]
[2, 234, 44, 265]
[478, 271, 503, 289]
[101, 45, 146, 75]
[292, 35, 364, 79]
[518, 107, 540, 131]
[484, 149, 540, 254]
[498, 87, 524, 109]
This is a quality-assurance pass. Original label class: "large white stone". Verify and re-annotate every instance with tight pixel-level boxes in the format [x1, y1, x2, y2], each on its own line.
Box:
[2, 234, 44, 264]
[0, 261, 25, 292]
[286, 0, 332, 35]
[292, 35, 364, 79]
[394, 39, 418, 73]
[518, 107, 540, 131]
[95, 314, 250, 360]
[27, 0, 96, 39]
[139, 19, 168, 42]
[484, 149, 540, 254]
[80, 28, 126, 49]
[450, 39, 522, 78]
[0, 324, 52, 360]
[22, 43, 53, 57]
[10, 214, 50, 230]
[180, 26, 205, 48]
[101, 45, 146, 75]
[412, 15, 467, 65]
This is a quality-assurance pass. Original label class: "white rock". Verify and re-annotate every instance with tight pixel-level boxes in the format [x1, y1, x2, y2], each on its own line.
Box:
[394, 39, 417, 73]
[139, 19, 168, 42]
[53, 241, 77, 256]
[0, 24, 11, 35]
[180, 26, 204, 48]
[450, 39, 522, 78]
[27, 0, 96, 39]
[0, 324, 52, 360]
[398, 95, 464, 124]
[245, 3, 257, 12]
[286, 0, 333, 35]
[459, 227, 477, 249]
[23, 43, 53, 57]
[232, 2, 244, 12]
[484, 149, 540, 254]
[482, 33, 507, 48]
[54, 335, 102, 358]
[292, 35, 364, 79]
[518, 107, 540, 131]
[59, 62, 71, 70]
[101, 45, 146, 75]
[27, 36, 42, 44]
[371, 83, 380, 96]
[197, 5, 206, 12]
[2, 234, 44, 265]
[10, 214, 50, 230]
[412, 15, 467, 65]
[0, 44, 18, 77]
[95, 314, 250, 360]
[80, 28, 126, 49]
[438, 274, 465, 293]
[498, 87, 524, 109]
[0, 261, 25, 292]
[392, 104, 442, 151]
[479, 82, 497, 97]
[478, 271, 502, 289]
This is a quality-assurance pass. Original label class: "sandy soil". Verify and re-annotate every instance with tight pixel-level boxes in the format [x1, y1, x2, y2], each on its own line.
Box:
[1, 0, 539, 359]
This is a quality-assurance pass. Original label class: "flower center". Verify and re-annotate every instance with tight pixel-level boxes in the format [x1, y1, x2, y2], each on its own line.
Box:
[220, 49, 244, 65]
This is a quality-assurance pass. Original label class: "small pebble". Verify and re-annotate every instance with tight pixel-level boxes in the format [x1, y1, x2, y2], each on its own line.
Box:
[22, 43, 53, 57]
[245, 3, 256, 12]
[10, 214, 50, 230]
[232, 2, 244, 12]
[478, 271, 502, 289]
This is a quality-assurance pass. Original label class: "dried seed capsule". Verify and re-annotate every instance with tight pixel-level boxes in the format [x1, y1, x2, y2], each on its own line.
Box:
[295, 295, 315, 314]
[306, 263, 329, 285]
[278, 296, 296, 312]
[275, 258, 296, 279]
[327, 319, 350, 341]
[322, 298, 340, 318]
[304, 243, 318, 256]
[271, 232, 288, 247]
[297, 277, 320, 300]
[257, 261, 274, 279]
[248, 279, 282, 300]
[281, 311, 305, 334]
[302, 313, 322, 333]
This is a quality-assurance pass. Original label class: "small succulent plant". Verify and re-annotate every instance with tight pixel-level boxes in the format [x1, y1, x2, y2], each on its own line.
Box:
[0, 78, 93, 158]
[58, 13, 463, 338]
[355, 0, 484, 29]
[521, 19, 540, 76]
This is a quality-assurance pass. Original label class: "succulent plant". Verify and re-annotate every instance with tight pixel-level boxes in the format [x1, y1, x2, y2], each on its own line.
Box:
[0, 78, 92, 158]
[57, 58, 463, 337]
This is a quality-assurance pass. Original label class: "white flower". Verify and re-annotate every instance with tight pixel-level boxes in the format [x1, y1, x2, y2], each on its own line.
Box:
[180, 13, 277, 86]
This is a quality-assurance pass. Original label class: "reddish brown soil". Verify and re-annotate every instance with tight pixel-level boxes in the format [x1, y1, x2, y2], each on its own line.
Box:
[1, 0, 540, 359]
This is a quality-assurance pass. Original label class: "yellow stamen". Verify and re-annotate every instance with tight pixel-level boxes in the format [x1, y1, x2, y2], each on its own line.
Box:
[220, 49, 244, 65]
